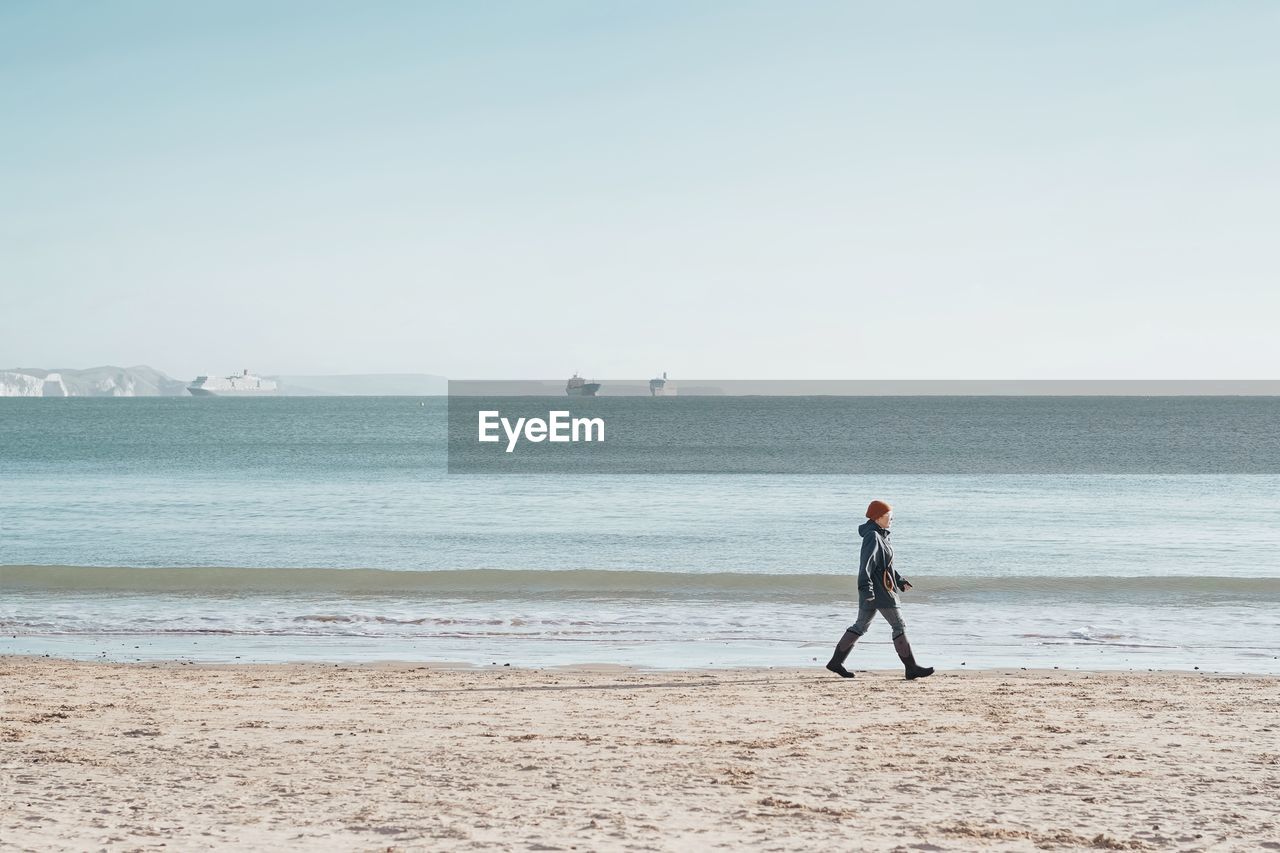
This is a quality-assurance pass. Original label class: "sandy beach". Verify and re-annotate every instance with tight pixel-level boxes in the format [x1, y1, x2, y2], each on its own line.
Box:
[2, 658, 1277, 851]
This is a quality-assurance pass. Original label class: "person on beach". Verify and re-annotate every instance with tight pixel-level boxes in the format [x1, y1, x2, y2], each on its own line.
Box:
[826, 500, 934, 680]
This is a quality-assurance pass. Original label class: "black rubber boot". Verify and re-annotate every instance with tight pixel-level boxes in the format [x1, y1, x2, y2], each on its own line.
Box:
[893, 633, 934, 680]
[826, 629, 859, 678]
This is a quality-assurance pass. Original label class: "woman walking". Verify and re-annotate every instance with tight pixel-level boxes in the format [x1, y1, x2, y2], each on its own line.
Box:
[826, 500, 934, 680]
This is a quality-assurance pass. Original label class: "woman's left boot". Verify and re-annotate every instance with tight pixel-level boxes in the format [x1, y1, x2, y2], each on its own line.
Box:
[826, 629, 859, 678]
[893, 633, 934, 680]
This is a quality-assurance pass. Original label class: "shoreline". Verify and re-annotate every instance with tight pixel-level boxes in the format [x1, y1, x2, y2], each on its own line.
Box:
[8, 565, 1279, 676]
[4, 658, 1277, 851]
[4, 652, 1278, 677]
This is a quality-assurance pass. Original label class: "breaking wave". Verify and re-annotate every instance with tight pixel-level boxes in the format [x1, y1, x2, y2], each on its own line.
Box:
[4, 565, 1278, 604]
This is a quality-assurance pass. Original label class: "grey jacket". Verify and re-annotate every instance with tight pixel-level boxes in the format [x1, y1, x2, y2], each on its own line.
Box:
[856, 519, 909, 606]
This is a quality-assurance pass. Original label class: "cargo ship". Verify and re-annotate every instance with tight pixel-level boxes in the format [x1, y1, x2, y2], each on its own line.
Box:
[649, 372, 676, 396]
[566, 373, 601, 396]
[187, 369, 278, 397]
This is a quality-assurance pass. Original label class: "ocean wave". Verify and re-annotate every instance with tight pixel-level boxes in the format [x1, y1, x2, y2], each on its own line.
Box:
[4, 565, 1279, 603]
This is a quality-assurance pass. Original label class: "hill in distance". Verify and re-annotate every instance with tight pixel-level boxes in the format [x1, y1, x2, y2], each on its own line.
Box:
[1, 366, 448, 396]
[0, 365, 188, 396]
[270, 374, 447, 396]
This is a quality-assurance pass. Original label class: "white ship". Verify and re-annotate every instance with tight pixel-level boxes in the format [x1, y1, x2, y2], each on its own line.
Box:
[649, 372, 676, 396]
[187, 369, 278, 397]
[566, 373, 601, 396]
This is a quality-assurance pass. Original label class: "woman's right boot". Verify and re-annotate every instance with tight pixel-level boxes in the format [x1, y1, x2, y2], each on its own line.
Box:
[825, 629, 859, 678]
[893, 633, 934, 680]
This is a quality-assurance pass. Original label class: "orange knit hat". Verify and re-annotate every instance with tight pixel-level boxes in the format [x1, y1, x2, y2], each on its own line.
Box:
[865, 500, 893, 520]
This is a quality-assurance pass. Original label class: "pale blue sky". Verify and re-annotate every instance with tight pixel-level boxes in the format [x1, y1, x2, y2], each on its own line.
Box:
[3, 1, 1278, 379]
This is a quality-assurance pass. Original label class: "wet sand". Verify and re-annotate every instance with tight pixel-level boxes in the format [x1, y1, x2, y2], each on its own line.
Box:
[2, 657, 1278, 851]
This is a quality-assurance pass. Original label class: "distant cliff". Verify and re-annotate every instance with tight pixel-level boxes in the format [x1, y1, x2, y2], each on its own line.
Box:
[0, 366, 189, 397]
[0, 367, 449, 397]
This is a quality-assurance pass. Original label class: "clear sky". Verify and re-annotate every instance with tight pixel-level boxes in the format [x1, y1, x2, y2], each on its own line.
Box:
[3, 1, 1278, 379]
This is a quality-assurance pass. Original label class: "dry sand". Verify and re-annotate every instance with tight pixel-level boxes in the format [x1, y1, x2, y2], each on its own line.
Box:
[2, 657, 1278, 851]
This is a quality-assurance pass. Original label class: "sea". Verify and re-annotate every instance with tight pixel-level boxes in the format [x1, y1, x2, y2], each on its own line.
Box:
[2, 396, 1278, 673]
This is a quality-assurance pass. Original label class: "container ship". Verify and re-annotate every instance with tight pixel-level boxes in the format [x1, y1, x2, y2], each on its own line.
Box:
[187, 369, 279, 397]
